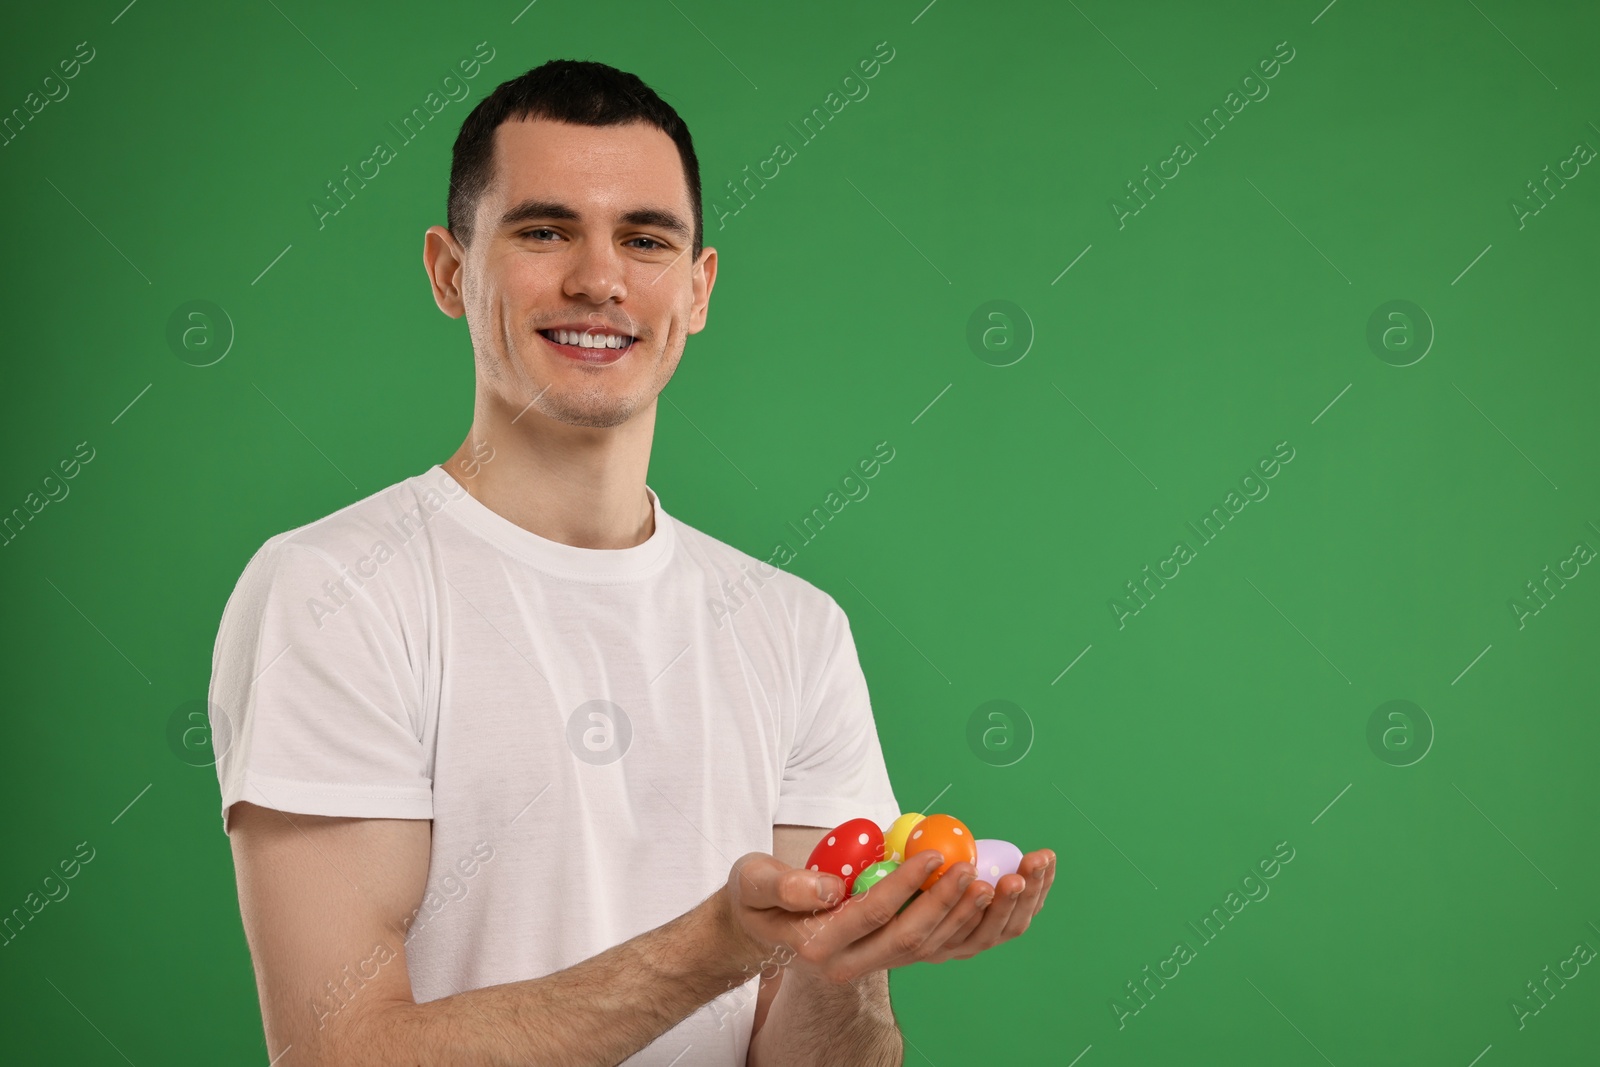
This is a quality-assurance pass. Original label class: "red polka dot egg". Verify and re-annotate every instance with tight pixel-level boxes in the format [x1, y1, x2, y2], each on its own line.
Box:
[804, 818, 885, 895]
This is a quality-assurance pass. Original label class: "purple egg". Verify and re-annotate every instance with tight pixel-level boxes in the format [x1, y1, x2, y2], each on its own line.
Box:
[974, 839, 1024, 885]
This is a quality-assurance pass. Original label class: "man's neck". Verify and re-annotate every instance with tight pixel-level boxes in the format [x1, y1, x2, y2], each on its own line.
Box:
[440, 401, 657, 551]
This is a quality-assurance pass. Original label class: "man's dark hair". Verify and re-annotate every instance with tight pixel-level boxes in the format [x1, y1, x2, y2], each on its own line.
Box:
[447, 59, 703, 257]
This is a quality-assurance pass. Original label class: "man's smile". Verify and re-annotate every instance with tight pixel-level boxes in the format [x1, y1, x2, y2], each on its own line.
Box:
[536, 325, 637, 361]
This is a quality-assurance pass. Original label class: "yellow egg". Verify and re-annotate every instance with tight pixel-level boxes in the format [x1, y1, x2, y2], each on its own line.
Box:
[882, 812, 924, 864]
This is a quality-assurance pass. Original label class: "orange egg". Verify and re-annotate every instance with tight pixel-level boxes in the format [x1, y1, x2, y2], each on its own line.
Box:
[905, 814, 977, 891]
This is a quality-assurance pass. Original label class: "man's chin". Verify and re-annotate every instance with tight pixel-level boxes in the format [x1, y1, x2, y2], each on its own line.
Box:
[531, 392, 640, 430]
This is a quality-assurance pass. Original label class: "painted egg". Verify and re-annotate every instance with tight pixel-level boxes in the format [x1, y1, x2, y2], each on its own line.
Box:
[882, 812, 923, 864]
[804, 818, 885, 895]
[905, 814, 978, 891]
[974, 839, 1024, 885]
[850, 859, 899, 896]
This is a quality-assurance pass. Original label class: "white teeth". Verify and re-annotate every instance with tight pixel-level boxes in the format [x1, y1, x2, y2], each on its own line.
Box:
[548, 329, 629, 349]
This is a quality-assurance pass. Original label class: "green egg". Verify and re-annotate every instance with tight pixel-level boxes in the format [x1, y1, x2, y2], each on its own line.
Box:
[850, 859, 899, 896]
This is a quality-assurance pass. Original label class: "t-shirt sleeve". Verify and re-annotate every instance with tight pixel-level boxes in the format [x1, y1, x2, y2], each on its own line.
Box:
[208, 537, 434, 835]
[775, 594, 901, 833]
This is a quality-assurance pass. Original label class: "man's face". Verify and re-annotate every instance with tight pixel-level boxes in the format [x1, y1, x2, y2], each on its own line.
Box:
[451, 117, 714, 430]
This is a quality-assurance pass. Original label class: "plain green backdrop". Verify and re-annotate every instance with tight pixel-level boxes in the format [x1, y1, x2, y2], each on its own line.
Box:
[2, 0, 1597, 1063]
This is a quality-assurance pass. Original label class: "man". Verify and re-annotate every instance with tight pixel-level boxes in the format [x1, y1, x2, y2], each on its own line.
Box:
[210, 59, 1054, 1066]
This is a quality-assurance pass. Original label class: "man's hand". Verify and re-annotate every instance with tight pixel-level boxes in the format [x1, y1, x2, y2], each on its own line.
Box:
[722, 844, 1056, 985]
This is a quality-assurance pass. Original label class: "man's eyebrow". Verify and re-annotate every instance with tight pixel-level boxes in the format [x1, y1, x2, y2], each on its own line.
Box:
[499, 199, 580, 228]
[619, 208, 692, 241]
[498, 200, 691, 242]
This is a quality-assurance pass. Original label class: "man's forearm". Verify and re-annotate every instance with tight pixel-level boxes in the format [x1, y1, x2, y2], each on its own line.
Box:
[746, 968, 903, 1067]
[330, 890, 756, 1067]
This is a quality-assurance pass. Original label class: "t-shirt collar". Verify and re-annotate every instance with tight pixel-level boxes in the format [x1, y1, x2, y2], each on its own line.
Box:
[421, 464, 675, 582]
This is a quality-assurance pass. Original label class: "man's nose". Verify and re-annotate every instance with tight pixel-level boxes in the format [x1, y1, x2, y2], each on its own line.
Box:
[562, 239, 626, 303]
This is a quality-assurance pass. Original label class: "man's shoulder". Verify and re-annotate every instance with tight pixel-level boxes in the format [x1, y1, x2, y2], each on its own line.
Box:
[232, 467, 450, 590]
[667, 512, 844, 626]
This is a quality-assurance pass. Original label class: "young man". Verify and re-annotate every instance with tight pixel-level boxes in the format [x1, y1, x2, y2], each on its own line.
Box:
[210, 60, 1054, 1067]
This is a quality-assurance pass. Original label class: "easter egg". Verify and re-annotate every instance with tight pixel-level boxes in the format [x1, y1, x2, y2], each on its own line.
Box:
[905, 814, 977, 891]
[805, 818, 885, 894]
[850, 859, 899, 896]
[882, 812, 923, 864]
[974, 839, 1024, 885]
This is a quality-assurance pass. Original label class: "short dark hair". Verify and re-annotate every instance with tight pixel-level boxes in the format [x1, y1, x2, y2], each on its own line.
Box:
[447, 60, 702, 257]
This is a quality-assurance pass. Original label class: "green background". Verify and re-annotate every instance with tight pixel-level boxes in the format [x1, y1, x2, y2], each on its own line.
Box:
[2, 0, 1596, 1063]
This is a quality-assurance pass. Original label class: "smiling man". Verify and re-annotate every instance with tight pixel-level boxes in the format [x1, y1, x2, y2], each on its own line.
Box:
[211, 59, 1053, 1067]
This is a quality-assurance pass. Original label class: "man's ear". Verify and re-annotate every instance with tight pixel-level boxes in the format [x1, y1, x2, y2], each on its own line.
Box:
[423, 225, 467, 319]
[687, 245, 718, 335]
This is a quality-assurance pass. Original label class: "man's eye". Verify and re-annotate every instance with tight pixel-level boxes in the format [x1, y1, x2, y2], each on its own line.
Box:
[629, 236, 665, 250]
[521, 228, 560, 241]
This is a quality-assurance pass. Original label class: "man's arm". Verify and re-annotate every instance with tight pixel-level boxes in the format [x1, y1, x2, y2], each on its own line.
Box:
[745, 826, 903, 1067]
[228, 800, 762, 1067]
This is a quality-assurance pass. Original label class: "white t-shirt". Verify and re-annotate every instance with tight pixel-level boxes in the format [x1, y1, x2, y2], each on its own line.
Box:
[208, 465, 902, 1066]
